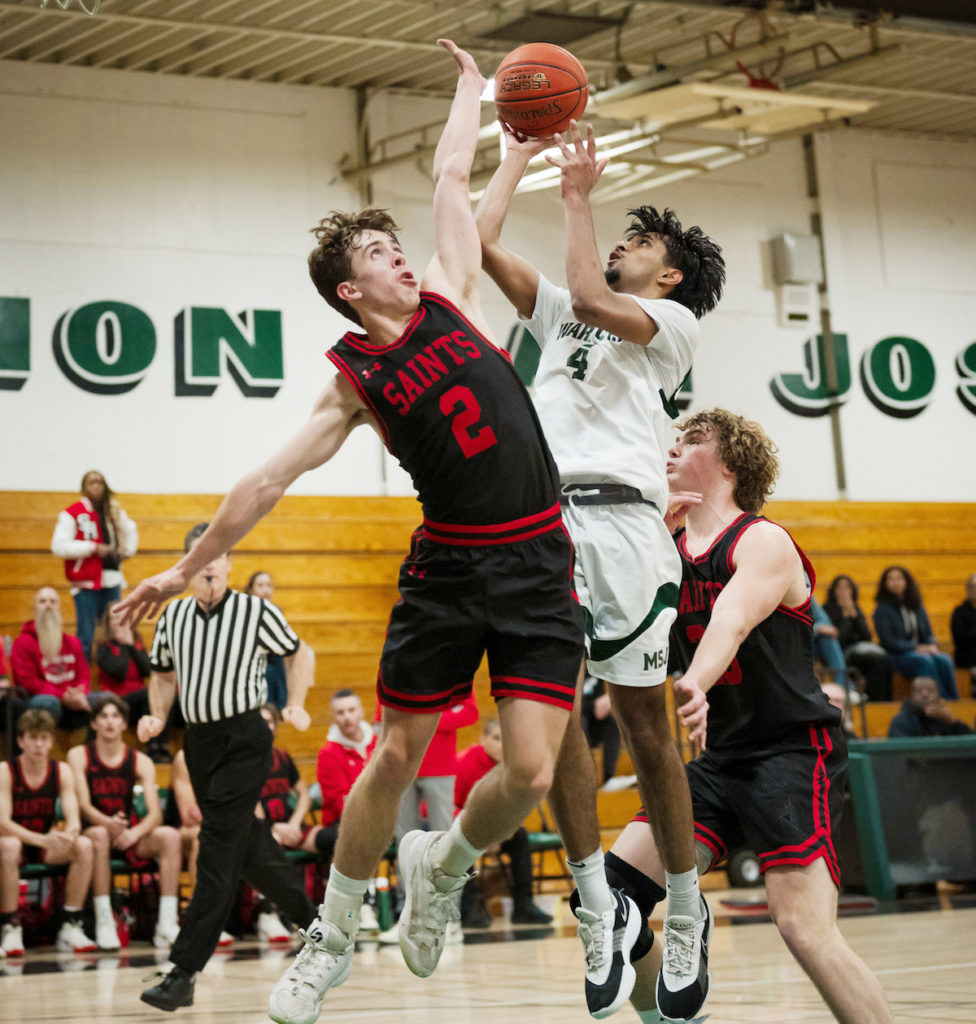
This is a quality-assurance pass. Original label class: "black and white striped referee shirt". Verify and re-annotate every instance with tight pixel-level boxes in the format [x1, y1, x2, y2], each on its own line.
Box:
[149, 591, 300, 725]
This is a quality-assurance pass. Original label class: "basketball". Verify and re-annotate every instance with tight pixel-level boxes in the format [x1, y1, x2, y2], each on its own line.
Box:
[494, 42, 589, 138]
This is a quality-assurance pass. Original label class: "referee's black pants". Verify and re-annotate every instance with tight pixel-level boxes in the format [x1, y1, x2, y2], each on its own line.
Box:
[170, 709, 316, 973]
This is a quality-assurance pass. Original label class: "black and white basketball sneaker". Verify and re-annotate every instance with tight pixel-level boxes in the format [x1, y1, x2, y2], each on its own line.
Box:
[571, 887, 642, 1019]
[656, 894, 713, 1022]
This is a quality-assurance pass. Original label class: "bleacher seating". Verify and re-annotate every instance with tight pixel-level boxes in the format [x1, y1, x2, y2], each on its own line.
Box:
[3, 491, 974, 858]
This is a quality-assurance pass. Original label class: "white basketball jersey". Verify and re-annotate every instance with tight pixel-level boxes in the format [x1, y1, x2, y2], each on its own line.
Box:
[521, 274, 698, 510]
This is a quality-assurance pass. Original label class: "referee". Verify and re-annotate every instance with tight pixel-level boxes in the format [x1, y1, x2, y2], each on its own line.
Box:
[135, 523, 316, 1011]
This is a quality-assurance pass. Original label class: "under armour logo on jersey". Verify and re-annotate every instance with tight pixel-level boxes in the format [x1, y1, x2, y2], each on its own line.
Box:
[361, 361, 382, 379]
[407, 566, 427, 579]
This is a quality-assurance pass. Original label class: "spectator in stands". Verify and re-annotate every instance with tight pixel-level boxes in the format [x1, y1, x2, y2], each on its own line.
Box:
[94, 602, 175, 763]
[454, 718, 553, 927]
[810, 595, 849, 693]
[245, 572, 288, 710]
[391, 694, 479, 849]
[950, 574, 976, 697]
[253, 703, 323, 943]
[10, 587, 91, 730]
[313, 689, 377, 864]
[874, 566, 958, 699]
[51, 470, 138, 661]
[67, 694, 183, 951]
[887, 676, 973, 738]
[0, 709, 97, 955]
[581, 676, 622, 786]
[313, 690, 380, 935]
[824, 575, 894, 701]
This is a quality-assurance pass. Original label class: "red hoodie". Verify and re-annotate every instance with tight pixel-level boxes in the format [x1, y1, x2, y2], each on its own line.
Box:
[315, 721, 377, 828]
[11, 621, 90, 698]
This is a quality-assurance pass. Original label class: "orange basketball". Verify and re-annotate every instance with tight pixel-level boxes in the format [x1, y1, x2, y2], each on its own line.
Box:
[494, 42, 589, 138]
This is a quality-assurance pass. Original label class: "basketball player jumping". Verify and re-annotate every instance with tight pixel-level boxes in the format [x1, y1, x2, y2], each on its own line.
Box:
[116, 41, 589, 1024]
[606, 408, 893, 1024]
[477, 121, 724, 1020]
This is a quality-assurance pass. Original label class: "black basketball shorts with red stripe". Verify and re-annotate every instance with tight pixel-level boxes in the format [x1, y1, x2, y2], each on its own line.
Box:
[376, 515, 584, 714]
[634, 721, 848, 886]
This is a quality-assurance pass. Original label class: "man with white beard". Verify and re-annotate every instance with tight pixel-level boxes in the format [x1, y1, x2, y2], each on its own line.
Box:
[10, 587, 91, 731]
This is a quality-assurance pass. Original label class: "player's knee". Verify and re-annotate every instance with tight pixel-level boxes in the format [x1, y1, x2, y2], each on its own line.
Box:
[156, 826, 181, 855]
[86, 825, 110, 853]
[695, 840, 715, 876]
[604, 851, 664, 964]
[770, 898, 825, 960]
[0, 835, 22, 862]
[72, 834, 94, 864]
[370, 741, 419, 788]
[501, 754, 554, 805]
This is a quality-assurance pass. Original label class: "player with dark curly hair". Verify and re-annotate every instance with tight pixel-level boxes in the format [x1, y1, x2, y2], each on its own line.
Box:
[477, 120, 725, 1020]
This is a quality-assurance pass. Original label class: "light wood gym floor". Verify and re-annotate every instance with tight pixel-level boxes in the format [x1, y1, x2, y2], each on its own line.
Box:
[1, 888, 973, 1024]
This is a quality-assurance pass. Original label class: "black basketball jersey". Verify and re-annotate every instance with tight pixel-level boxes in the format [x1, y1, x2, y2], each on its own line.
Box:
[11, 757, 59, 835]
[328, 293, 560, 527]
[671, 513, 840, 752]
[259, 747, 299, 824]
[84, 741, 136, 820]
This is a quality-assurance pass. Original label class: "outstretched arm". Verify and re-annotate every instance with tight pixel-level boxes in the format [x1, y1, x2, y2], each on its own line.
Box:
[475, 124, 548, 318]
[422, 40, 491, 334]
[115, 374, 369, 625]
[548, 122, 660, 346]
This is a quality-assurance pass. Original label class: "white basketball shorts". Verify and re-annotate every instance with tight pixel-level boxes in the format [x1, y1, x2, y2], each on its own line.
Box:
[561, 499, 680, 688]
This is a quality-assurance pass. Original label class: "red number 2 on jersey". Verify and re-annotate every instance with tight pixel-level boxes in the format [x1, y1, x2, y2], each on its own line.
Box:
[439, 385, 498, 459]
[686, 624, 743, 686]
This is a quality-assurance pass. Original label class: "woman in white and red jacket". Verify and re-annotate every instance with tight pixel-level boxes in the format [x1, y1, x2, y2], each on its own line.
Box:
[51, 470, 137, 661]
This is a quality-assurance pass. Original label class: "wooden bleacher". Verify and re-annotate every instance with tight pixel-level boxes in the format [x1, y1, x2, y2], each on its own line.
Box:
[2, 492, 975, 853]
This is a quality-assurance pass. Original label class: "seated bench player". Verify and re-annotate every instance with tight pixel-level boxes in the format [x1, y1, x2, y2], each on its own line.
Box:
[0, 709, 96, 955]
[67, 694, 182, 950]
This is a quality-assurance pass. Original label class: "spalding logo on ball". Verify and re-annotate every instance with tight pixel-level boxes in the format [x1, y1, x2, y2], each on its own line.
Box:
[494, 42, 589, 138]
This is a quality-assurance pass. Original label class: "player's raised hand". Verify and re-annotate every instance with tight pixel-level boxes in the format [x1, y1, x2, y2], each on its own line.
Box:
[498, 119, 552, 157]
[114, 567, 189, 627]
[547, 121, 608, 198]
[438, 38, 486, 88]
[674, 675, 709, 750]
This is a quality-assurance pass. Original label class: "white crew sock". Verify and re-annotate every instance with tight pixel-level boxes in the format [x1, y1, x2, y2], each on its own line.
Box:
[567, 848, 614, 915]
[665, 866, 702, 920]
[157, 895, 178, 926]
[320, 867, 369, 938]
[93, 894, 113, 922]
[431, 814, 484, 878]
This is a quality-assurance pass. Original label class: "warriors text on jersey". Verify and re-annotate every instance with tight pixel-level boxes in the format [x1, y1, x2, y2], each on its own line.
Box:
[521, 275, 697, 510]
[328, 292, 560, 527]
[84, 741, 137, 820]
[671, 513, 841, 752]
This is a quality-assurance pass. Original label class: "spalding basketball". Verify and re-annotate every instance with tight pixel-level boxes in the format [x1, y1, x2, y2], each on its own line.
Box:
[494, 42, 588, 138]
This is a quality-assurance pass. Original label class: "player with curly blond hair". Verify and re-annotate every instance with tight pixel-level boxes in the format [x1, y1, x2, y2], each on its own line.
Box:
[602, 408, 893, 1024]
